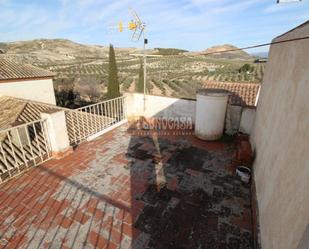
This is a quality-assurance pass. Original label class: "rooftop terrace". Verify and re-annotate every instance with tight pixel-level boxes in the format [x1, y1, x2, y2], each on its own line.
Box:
[0, 22, 308, 249]
[0, 123, 253, 249]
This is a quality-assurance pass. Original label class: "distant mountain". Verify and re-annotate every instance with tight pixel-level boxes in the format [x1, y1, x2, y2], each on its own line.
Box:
[201, 44, 252, 60]
[250, 51, 269, 58]
[0, 39, 254, 64]
[0, 39, 139, 65]
[0, 38, 265, 107]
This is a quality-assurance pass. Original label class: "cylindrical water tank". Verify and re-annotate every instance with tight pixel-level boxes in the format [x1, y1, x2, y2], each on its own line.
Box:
[195, 89, 229, 141]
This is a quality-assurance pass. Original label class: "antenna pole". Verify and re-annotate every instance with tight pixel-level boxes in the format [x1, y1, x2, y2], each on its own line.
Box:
[143, 31, 147, 112]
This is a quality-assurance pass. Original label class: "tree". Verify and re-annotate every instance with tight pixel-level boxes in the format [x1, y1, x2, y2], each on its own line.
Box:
[107, 44, 120, 99]
[136, 60, 144, 93]
[239, 64, 253, 74]
[55, 89, 79, 108]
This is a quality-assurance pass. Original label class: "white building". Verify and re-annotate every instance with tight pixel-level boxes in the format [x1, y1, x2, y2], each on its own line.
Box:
[0, 56, 56, 104]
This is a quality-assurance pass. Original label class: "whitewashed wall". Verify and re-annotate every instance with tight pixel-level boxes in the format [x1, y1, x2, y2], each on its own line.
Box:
[41, 111, 70, 153]
[0, 78, 56, 105]
[124, 93, 196, 121]
[124, 93, 256, 135]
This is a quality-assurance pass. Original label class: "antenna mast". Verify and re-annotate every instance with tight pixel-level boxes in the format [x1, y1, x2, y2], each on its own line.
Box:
[129, 8, 148, 111]
[112, 8, 148, 111]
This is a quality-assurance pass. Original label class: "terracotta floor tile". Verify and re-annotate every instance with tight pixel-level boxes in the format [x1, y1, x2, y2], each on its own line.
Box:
[0, 124, 253, 248]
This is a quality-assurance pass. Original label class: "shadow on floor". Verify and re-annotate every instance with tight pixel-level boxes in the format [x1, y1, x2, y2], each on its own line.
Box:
[125, 121, 253, 249]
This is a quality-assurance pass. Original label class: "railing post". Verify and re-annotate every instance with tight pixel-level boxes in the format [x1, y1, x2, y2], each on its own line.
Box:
[41, 111, 72, 159]
[123, 96, 127, 119]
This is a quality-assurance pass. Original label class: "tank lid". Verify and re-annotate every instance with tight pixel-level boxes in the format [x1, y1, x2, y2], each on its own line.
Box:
[197, 88, 229, 97]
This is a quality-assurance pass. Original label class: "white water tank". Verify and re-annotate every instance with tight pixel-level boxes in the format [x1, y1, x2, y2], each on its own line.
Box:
[195, 89, 229, 141]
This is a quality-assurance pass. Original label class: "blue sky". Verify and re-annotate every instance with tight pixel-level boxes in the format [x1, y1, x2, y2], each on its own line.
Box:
[0, 0, 308, 52]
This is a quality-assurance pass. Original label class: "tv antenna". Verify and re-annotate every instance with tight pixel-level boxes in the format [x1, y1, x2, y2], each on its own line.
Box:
[113, 8, 149, 111]
[112, 8, 147, 41]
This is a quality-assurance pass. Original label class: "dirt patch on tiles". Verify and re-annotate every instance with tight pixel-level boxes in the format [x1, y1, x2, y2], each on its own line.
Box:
[126, 137, 253, 249]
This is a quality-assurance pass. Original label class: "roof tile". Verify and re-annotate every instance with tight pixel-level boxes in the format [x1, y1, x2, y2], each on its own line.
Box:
[203, 81, 260, 107]
[0, 56, 55, 81]
[0, 96, 62, 131]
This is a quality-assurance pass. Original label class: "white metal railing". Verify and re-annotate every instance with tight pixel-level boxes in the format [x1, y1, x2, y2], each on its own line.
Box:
[65, 96, 126, 145]
[0, 119, 52, 183]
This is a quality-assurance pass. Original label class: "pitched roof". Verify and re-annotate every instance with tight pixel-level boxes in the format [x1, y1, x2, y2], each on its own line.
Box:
[203, 81, 260, 107]
[0, 96, 115, 144]
[0, 56, 55, 81]
[0, 97, 26, 137]
[0, 96, 61, 131]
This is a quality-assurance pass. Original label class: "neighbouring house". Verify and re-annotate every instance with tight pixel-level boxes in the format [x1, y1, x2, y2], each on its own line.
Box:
[0, 96, 69, 182]
[0, 95, 118, 182]
[0, 96, 62, 130]
[0, 56, 56, 104]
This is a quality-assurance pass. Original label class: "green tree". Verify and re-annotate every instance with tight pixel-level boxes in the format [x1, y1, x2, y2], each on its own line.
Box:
[107, 44, 120, 99]
[239, 64, 253, 73]
[136, 60, 144, 93]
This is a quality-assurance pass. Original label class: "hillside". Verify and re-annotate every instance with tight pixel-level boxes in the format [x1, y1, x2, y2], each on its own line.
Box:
[202, 44, 252, 60]
[0, 39, 263, 108]
[154, 48, 188, 56]
[0, 39, 139, 65]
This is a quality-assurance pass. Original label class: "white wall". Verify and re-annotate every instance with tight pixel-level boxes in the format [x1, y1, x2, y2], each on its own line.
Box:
[125, 93, 256, 135]
[125, 93, 196, 121]
[0, 78, 56, 105]
[41, 111, 70, 153]
[251, 23, 309, 249]
[239, 108, 256, 135]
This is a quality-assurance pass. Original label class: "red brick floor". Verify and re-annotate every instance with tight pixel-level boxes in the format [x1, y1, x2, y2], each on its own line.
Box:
[0, 124, 253, 249]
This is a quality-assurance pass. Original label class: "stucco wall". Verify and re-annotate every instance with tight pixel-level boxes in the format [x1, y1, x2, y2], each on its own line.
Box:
[124, 93, 256, 135]
[239, 108, 256, 135]
[124, 93, 196, 121]
[0, 78, 56, 105]
[251, 23, 309, 249]
[41, 111, 70, 153]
